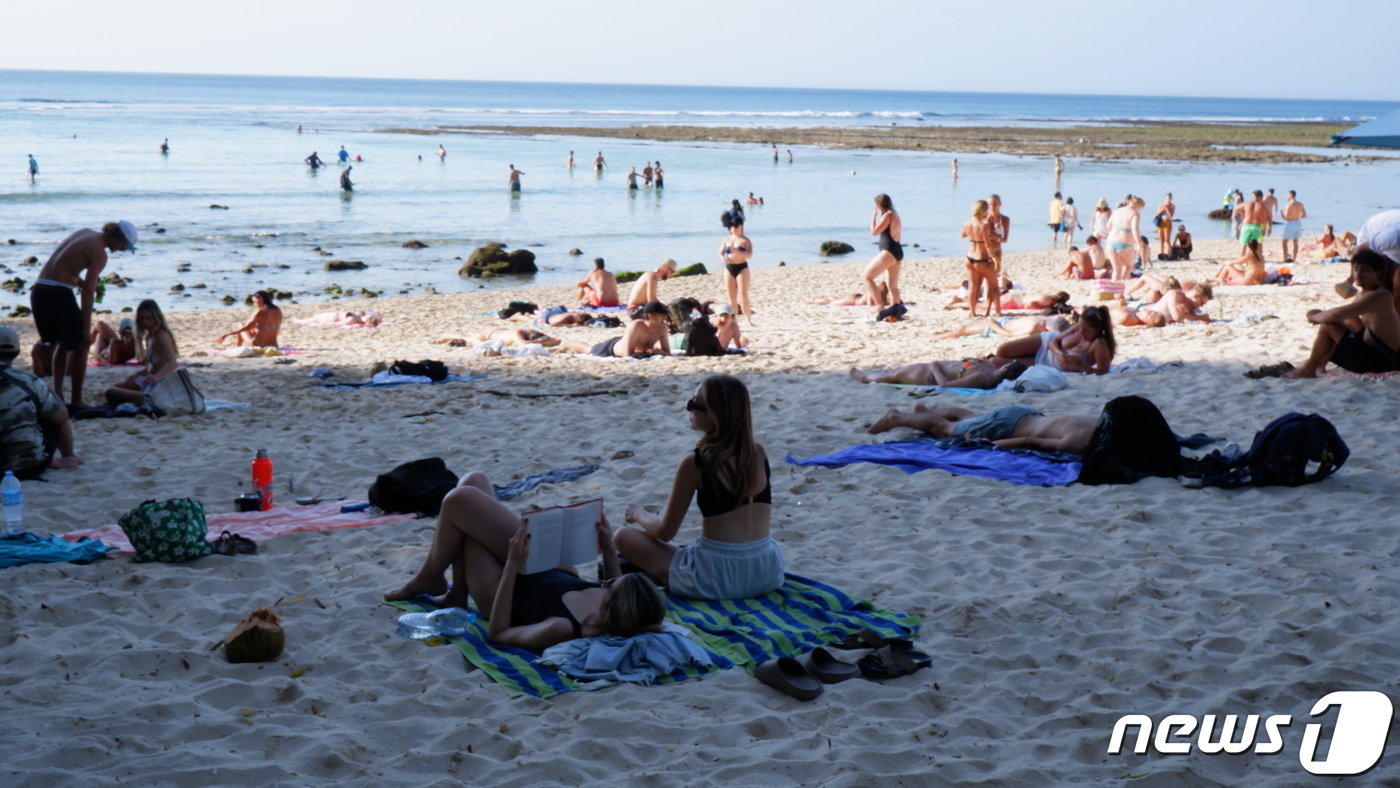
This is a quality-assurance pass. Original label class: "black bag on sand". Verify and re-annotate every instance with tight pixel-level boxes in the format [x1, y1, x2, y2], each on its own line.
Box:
[682, 316, 726, 357]
[1193, 413, 1349, 488]
[369, 457, 459, 516]
[1078, 395, 1181, 485]
[389, 360, 449, 382]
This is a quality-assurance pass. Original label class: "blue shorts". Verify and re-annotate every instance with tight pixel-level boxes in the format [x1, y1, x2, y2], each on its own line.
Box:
[668, 536, 784, 600]
[949, 406, 1042, 441]
[1283, 220, 1302, 240]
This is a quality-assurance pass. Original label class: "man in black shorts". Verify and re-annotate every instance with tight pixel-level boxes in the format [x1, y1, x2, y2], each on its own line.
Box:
[30, 221, 137, 408]
[1284, 250, 1400, 378]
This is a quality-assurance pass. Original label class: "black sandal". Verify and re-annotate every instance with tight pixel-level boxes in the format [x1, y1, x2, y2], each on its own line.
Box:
[858, 645, 932, 680]
[212, 530, 258, 556]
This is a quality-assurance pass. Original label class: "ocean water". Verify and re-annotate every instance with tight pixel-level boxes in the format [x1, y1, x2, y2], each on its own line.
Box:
[3, 69, 1398, 312]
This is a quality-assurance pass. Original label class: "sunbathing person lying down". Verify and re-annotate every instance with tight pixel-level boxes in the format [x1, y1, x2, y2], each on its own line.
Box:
[932, 315, 1070, 340]
[866, 403, 1098, 453]
[850, 357, 1027, 389]
[433, 327, 591, 354]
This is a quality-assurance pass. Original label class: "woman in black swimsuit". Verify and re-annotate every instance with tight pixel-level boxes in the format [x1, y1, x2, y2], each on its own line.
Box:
[861, 194, 904, 312]
[617, 375, 784, 600]
[719, 220, 755, 325]
[962, 199, 1001, 317]
[384, 473, 665, 651]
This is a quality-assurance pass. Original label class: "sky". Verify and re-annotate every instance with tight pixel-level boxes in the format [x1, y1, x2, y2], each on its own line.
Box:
[2, 0, 1397, 100]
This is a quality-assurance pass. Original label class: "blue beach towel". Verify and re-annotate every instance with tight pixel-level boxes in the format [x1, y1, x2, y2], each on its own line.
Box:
[1, 533, 117, 568]
[384, 573, 916, 698]
[493, 464, 601, 501]
[786, 440, 1083, 487]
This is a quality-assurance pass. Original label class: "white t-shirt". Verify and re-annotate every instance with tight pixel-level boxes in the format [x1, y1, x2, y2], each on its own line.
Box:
[1358, 209, 1400, 264]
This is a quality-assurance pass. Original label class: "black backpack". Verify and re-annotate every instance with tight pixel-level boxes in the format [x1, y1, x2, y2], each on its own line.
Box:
[1078, 395, 1182, 485]
[389, 359, 449, 382]
[1203, 413, 1349, 488]
[368, 457, 459, 515]
[682, 316, 726, 357]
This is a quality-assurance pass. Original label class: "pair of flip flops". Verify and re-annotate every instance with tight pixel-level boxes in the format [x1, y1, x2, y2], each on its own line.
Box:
[211, 530, 258, 556]
[835, 627, 932, 680]
[754, 647, 861, 701]
[1245, 361, 1294, 379]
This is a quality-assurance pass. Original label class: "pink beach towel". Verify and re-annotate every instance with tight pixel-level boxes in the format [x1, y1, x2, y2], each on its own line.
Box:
[61, 501, 414, 555]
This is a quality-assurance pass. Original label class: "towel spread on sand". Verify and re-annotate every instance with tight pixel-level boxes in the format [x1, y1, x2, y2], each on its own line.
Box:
[492, 464, 601, 501]
[786, 440, 1083, 487]
[61, 502, 414, 555]
[314, 373, 486, 390]
[384, 573, 917, 699]
[1, 533, 117, 568]
[538, 623, 715, 686]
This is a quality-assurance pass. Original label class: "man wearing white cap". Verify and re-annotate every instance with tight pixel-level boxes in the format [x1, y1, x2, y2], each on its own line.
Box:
[712, 304, 748, 350]
[30, 221, 137, 408]
[0, 325, 82, 477]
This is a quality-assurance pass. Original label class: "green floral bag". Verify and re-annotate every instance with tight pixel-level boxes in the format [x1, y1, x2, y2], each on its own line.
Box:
[118, 498, 213, 563]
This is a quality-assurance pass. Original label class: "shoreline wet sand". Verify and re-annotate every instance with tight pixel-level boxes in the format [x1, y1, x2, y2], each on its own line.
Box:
[4, 239, 1399, 783]
[385, 121, 1375, 163]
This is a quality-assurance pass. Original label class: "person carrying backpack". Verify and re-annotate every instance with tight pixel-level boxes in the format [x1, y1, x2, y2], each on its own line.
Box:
[0, 326, 82, 478]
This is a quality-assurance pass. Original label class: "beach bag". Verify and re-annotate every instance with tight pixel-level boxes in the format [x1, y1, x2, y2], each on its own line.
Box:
[876, 303, 908, 322]
[368, 457, 458, 516]
[388, 360, 449, 382]
[144, 369, 205, 416]
[1212, 413, 1349, 488]
[118, 498, 213, 563]
[681, 316, 726, 357]
[1078, 396, 1181, 485]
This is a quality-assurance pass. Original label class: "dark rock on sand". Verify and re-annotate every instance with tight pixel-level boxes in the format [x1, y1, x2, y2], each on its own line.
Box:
[820, 241, 855, 256]
[675, 263, 708, 277]
[1, 277, 24, 293]
[325, 260, 368, 271]
[222, 295, 238, 305]
[1207, 208, 1233, 220]
[402, 240, 429, 249]
[459, 243, 537, 277]
[170, 283, 185, 292]
[22, 256, 38, 265]
[210, 204, 229, 210]
[614, 271, 641, 283]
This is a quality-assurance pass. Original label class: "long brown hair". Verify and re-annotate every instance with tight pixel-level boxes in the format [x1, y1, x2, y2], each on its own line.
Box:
[134, 299, 178, 363]
[603, 574, 665, 637]
[695, 375, 762, 498]
[1079, 305, 1116, 359]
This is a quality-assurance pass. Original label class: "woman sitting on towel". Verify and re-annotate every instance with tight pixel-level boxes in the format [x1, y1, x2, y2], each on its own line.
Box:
[105, 299, 181, 405]
[993, 304, 1116, 375]
[616, 374, 785, 600]
[384, 473, 665, 651]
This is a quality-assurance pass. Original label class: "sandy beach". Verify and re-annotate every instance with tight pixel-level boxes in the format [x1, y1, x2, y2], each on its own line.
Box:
[3, 238, 1398, 785]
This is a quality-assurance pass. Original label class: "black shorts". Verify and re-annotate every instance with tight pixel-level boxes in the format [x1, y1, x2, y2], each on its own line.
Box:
[590, 336, 621, 357]
[1332, 330, 1400, 374]
[30, 285, 84, 351]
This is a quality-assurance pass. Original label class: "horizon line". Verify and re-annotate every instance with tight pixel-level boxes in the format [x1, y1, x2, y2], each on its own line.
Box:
[0, 66, 1393, 107]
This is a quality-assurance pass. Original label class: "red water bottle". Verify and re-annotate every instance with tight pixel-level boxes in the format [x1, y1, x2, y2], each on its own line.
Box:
[251, 449, 274, 510]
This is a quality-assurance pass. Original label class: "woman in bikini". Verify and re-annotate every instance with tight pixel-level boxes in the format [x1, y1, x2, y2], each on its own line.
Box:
[105, 299, 181, 405]
[1106, 197, 1148, 281]
[994, 305, 1115, 375]
[809, 282, 889, 306]
[384, 474, 665, 651]
[1211, 239, 1266, 286]
[215, 290, 282, 347]
[962, 199, 1000, 317]
[861, 194, 904, 313]
[616, 375, 784, 600]
[719, 220, 755, 325]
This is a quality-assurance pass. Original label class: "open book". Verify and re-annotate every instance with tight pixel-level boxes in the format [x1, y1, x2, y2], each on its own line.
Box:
[522, 499, 603, 575]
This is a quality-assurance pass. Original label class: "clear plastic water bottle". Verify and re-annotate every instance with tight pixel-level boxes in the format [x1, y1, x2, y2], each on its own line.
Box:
[395, 607, 476, 639]
[2, 471, 24, 536]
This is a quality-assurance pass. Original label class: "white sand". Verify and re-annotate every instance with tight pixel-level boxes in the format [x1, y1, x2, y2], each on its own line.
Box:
[3, 240, 1398, 784]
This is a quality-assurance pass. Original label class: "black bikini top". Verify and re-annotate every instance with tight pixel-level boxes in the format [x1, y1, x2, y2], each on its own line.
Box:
[694, 449, 772, 518]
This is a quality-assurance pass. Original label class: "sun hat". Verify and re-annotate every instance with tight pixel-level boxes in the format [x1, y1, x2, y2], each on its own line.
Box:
[116, 220, 139, 253]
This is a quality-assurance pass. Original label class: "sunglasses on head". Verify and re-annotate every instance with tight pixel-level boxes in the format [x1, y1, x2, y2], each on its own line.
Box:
[686, 397, 707, 413]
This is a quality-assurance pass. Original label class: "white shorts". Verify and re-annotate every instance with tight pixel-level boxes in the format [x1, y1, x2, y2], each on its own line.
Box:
[668, 536, 784, 600]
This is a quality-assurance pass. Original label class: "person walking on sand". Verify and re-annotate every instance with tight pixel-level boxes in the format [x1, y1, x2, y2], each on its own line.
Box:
[1047, 192, 1065, 247]
[1263, 188, 1279, 236]
[508, 164, 524, 193]
[340, 166, 353, 192]
[861, 194, 904, 314]
[962, 200, 999, 317]
[27, 154, 38, 183]
[1280, 190, 1307, 262]
[31, 221, 137, 409]
[1106, 196, 1149, 281]
[720, 218, 756, 324]
[1154, 193, 1176, 259]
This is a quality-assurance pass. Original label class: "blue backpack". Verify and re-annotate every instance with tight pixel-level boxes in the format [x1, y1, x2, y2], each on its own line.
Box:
[1205, 412, 1349, 488]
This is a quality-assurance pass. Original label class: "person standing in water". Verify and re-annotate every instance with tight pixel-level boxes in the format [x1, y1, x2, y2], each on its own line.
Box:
[27, 154, 39, 183]
[437, 145, 447, 161]
[593, 151, 606, 172]
[567, 150, 574, 169]
[508, 164, 524, 193]
[159, 139, 169, 155]
[653, 161, 664, 189]
[340, 166, 353, 192]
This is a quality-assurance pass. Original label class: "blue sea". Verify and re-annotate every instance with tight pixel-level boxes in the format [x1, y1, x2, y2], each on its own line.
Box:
[3, 69, 1398, 310]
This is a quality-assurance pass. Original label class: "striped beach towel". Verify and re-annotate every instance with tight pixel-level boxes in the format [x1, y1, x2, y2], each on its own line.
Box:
[384, 573, 918, 699]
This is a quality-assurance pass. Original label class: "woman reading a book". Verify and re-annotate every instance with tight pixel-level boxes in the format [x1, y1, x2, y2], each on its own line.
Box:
[384, 473, 665, 651]
[616, 374, 784, 599]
